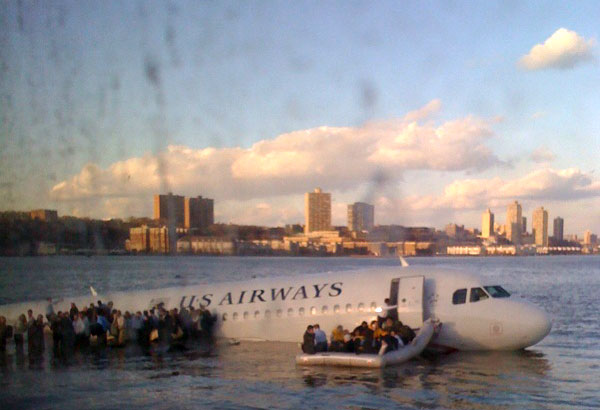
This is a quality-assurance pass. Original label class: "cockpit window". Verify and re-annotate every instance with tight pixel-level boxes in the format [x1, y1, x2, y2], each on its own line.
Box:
[470, 287, 489, 303]
[452, 289, 467, 305]
[484, 286, 511, 298]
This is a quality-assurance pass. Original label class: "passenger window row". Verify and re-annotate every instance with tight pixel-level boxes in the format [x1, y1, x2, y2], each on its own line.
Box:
[221, 302, 378, 321]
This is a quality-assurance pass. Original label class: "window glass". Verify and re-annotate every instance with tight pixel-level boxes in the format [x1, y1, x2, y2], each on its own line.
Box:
[254, 310, 260, 319]
[370, 302, 377, 311]
[345, 304, 352, 313]
[243, 311, 249, 320]
[321, 306, 328, 314]
[287, 308, 294, 317]
[358, 303, 364, 312]
[470, 287, 489, 303]
[310, 306, 317, 315]
[265, 310, 271, 319]
[299, 307, 305, 316]
[232, 312, 238, 321]
[222, 313, 228, 321]
[452, 289, 467, 305]
[484, 285, 511, 298]
[276, 309, 282, 317]
[333, 305, 340, 314]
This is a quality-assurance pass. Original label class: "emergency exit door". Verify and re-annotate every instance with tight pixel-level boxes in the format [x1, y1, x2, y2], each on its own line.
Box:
[395, 276, 424, 328]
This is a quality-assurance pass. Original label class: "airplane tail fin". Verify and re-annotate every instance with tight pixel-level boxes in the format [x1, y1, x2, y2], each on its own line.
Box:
[399, 256, 409, 267]
[90, 286, 98, 297]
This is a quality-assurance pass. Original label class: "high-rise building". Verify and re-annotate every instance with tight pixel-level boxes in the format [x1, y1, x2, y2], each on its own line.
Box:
[522, 217, 527, 234]
[553, 217, 564, 243]
[532, 207, 548, 246]
[583, 230, 597, 245]
[347, 202, 374, 232]
[481, 209, 494, 238]
[506, 201, 522, 244]
[185, 196, 214, 232]
[154, 193, 185, 227]
[305, 188, 331, 233]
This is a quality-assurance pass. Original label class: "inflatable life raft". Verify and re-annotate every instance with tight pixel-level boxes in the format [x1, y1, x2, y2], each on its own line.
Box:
[295, 318, 437, 368]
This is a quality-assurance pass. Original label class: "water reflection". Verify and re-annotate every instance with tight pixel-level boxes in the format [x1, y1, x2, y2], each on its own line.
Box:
[0, 339, 581, 410]
[296, 350, 552, 410]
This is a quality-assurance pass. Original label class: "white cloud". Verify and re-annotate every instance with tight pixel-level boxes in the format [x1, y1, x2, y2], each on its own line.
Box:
[519, 28, 596, 70]
[404, 168, 600, 211]
[219, 201, 303, 226]
[401, 99, 442, 123]
[530, 146, 556, 163]
[50, 100, 503, 220]
[367, 115, 499, 171]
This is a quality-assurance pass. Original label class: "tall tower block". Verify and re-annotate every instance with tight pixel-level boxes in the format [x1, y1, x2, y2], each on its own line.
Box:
[532, 207, 549, 246]
[305, 188, 331, 233]
[506, 201, 522, 244]
[481, 208, 494, 238]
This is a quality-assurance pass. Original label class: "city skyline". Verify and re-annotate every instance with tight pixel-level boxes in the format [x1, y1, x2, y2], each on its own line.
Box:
[9, 195, 595, 242]
[1, 2, 599, 234]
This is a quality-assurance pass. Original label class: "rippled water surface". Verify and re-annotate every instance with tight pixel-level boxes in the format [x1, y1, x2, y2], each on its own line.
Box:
[1, 255, 599, 410]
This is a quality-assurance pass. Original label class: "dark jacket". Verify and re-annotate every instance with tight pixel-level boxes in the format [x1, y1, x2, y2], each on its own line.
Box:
[70, 306, 79, 321]
[0, 324, 7, 352]
[398, 325, 416, 345]
[302, 331, 315, 354]
[28, 321, 45, 356]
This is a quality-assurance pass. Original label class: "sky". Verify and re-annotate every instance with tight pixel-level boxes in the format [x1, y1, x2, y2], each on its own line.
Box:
[1, 1, 599, 235]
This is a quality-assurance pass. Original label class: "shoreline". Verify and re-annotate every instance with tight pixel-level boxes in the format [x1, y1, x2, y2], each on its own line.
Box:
[0, 252, 597, 258]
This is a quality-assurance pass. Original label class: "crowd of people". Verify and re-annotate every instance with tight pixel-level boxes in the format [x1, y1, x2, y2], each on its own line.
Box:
[0, 299, 216, 365]
[301, 317, 416, 356]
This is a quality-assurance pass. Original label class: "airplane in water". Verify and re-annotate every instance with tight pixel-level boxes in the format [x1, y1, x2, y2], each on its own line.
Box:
[0, 263, 552, 351]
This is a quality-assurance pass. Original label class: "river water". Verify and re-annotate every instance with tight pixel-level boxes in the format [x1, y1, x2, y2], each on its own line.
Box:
[0, 255, 598, 410]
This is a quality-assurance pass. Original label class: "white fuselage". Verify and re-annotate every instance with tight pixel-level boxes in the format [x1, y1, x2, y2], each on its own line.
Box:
[0, 266, 551, 351]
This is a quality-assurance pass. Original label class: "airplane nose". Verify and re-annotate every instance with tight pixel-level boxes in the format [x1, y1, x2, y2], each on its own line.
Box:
[523, 304, 552, 347]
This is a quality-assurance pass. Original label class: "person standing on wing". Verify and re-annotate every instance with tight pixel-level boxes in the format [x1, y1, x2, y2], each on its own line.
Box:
[378, 298, 398, 325]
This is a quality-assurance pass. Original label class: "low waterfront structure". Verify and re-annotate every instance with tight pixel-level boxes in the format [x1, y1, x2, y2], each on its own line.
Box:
[485, 245, 517, 256]
[447, 246, 484, 256]
[177, 236, 236, 255]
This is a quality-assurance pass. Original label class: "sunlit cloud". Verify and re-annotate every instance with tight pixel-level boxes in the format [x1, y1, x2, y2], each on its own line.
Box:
[404, 168, 600, 211]
[519, 28, 596, 71]
[50, 100, 504, 220]
[530, 146, 556, 163]
[401, 98, 442, 123]
[218, 201, 304, 226]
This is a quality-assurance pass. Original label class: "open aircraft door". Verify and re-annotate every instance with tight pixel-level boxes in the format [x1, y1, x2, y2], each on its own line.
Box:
[395, 276, 424, 329]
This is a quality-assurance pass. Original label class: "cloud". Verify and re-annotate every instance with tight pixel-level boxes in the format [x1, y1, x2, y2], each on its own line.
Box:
[367, 115, 500, 171]
[400, 99, 442, 123]
[519, 28, 596, 70]
[50, 100, 504, 219]
[218, 201, 303, 226]
[404, 168, 600, 211]
[530, 146, 556, 163]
